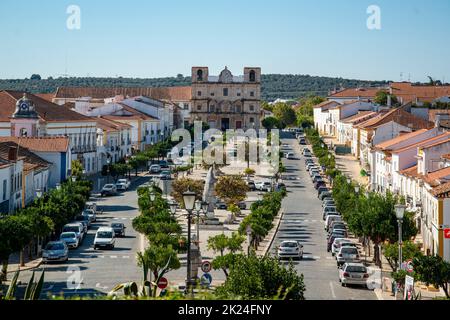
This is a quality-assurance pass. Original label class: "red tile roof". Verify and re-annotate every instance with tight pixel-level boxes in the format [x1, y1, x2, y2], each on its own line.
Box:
[373, 129, 429, 151]
[95, 117, 132, 133]
[54, 86, 192, 101]
[313, 100, 339, 109]
[35, 93, 55, 102]
[0, 91, 96, 123]
[390, 82, 450, 103]
[391, 132, 450, 153]
[341, 111, 377, 124]
[357, 108, 433, 130]
[428, 109, 450, 122]
[0, 141, 50, 172]
[399, 165, 419, 178]
[329, 87, 383, 99]
[432, 181, 450, 198]
[0, 136, 70, 152]
[424, 167, 450, 185]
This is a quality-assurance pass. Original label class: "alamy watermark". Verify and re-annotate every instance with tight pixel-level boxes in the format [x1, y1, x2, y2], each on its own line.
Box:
[367, 5, 381, 30]
[66, 5, 81, 30]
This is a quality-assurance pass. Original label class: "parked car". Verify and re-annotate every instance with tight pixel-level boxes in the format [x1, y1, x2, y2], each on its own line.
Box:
[322, 206, 338, 220]
[59, 232, 79, 249]
[62, 223, 85, 243]
[327, 232, 347, 252]
[159, 160, 169, 169]
[285, 152, 295, 160]
[116, 183, 127, 192]
[325, 215, 342, 231]
[322, 199, 336, 208]
[299, 139, 307, 145]
[117, 178, 131, 190]
[314, 180, 327, 190]
[319, 191, 333, 201]
[246, 180, 256, 191]
[302, 148, 310, 155]
[332, 238, 352, 256]
[215, 202, 228, 209]
[159, 170, 172, 180]
[101, 184, 117, 197]
[275, 182, 286, 192]
[94, 227, 116, 250]
[149, 164, 162, 173]
[42, 241, 69, 263]
[82, 208, 97, 222]
[238, 201, 246, 210]
[277, 241, 304, 260]
[336, 246, 360, 267]
[111, 222, 126, 237]
[255, 181, 271, 192]
[339, 263, 369, 287]
[329, 226, 348, 239]
[74, 216, 89, 232]
[318, 186, 330, 198]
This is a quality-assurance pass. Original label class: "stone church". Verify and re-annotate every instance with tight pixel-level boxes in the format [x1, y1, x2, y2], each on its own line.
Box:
[190, 66, 261, 130]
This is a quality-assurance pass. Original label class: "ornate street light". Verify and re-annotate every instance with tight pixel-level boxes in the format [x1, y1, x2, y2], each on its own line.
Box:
[395, 204, 406, 271]
[169, 201, 178, 216]
[36, 188, 43, 199]
[56, 183, 61, 191]
[355, 185, 360, 194]
[71, 175, 77, 182]
[148, 187, 156, 202]
[182, 190, 197, 293]
[201, 201, 208, 215]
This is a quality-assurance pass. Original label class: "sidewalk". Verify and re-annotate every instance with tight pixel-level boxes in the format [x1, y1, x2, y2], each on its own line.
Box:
[5, 252, 42, 277]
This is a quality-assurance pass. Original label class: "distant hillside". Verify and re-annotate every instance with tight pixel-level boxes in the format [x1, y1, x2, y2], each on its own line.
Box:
[0, 74, 389, 101]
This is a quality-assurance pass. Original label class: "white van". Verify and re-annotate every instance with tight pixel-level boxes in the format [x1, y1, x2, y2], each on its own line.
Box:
[325, 215, 342, 231]
[94, 227, 116, 250]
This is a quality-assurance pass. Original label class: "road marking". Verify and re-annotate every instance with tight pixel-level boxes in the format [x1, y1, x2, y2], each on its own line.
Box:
[122, 218, 127, 220]
[326, 256, 334, 260]
[98, 255, 105, 258]
[122, 256, 130, 259]
[329, 281, 337, 299]
[110, 256, 118, 259]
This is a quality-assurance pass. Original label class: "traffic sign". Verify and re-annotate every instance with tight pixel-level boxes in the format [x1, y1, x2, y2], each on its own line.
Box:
[201, 273, 212, 287]
[444, 229, 450, 239]
[157, 277, 168, 289]
[201, 260, 212, 273]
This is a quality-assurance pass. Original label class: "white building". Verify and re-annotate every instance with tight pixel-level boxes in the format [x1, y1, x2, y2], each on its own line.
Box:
[0, 91, 97, 175]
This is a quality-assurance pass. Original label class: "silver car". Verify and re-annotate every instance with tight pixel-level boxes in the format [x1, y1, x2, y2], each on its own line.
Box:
[339, 263, 370, 288]
[42, 241, 69, 263]
[277, 241, 304, 260]
[337, 246, 360, 267]
[59, 232, 79, 249]
[83, 209, 97, 222]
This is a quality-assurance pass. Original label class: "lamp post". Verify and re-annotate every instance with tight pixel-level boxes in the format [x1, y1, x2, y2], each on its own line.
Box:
[202, 201, 208, 217]
[148, 186, 156, 203]
[169, 201, 177, 217]
[395, 204, 406, 271]
[56, 183, 61, 191]
[71, 175, 77, 183]
[182, 190, 196, 293]
[194, 199, 202, 245]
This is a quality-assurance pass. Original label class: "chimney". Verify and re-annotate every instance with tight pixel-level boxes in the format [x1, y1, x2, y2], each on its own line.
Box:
[8, 146, 18, 162]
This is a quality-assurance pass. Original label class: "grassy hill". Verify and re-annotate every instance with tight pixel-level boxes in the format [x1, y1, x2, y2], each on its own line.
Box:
[0, 74, 389, 101]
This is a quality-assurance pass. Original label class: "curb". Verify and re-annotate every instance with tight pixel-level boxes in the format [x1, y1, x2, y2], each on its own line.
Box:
[7, 258, 43, 274]
[261, 208, 284, 257]
[374, 288, 384, 300]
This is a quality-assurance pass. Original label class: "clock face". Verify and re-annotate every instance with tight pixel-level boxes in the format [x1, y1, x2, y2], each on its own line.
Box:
[20, 102, 29, 111]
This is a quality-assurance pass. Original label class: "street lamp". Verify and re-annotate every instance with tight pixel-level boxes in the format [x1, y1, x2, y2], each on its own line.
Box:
[201, 201, 208, 216]
[346, 177, 351, 184]
[71, 175, 77, 183]
[148, 187, 156, 202]
[182, 190, 196, 293]
[106, 158, 111, 183]
[36, 188, 43, 199]
[195, 199, 202, 245]
[355, 185, 360, 194]
[395, 204, 406, 271]
[169, 201, 177, 217]
[56, 183, 61, 191]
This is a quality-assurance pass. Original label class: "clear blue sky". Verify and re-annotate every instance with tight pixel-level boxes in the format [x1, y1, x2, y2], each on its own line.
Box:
[0, 0, 449, 82]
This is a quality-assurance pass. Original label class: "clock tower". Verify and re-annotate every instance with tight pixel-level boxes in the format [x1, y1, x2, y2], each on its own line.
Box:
[11, 93, 40, 137]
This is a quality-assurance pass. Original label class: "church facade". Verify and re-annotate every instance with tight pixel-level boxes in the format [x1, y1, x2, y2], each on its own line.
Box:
[190, 66, 261, 131]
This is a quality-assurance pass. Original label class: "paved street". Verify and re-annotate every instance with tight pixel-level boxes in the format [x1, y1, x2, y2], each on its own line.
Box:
[269, 133, 377, 300]
[16, 176, 152, 298]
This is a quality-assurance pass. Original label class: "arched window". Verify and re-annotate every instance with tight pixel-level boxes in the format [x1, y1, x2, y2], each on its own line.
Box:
[249, 70, 256, 82]
[197, 69, 203, 81]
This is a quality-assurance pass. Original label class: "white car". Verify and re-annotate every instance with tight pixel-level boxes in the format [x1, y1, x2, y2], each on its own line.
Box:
[117, 179, 130, 190]
[285, 152, 295, 159]
[59, 232, 79, 249]
[325, 215, 342, 230]
[82, 208, 97, 222]
[277, 241, 304, 260]
[339, 263, 370, 288]
[149, 164, 162, 173]
[94, 227, 116, 250]
[303, 150, 312, 157]
[255, 181, 271, 191]
[331, 238, 353, 256]
[336, 246, 360, 267]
